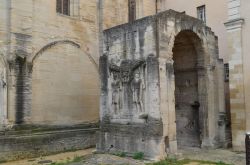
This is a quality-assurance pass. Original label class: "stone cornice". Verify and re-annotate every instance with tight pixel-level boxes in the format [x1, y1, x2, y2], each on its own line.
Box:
[224, 18, 245, 31]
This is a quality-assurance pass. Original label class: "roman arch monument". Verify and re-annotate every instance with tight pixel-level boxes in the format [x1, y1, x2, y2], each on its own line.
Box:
[98, 10, 226, 159]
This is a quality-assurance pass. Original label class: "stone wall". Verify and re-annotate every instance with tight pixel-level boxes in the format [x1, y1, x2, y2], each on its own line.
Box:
[224, 0, 250, 151]
[241, 0, 250, 149]
[0, 124, 98, 162]
[31, 43, 99, 125]
[224, 0, 246, 151]
[1, 0, 100, 126]
[102, 0, 158, 30]
[0, 0, 9, 129]
[0, 0, 100, 160]
[98, 16, 162, 159]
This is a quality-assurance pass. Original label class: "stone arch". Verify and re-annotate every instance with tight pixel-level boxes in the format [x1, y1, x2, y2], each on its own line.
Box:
[30, 40, 98, 70]
[158, 11, 215, 54]
[162, 20, 212, 66]
[31, 41, 100, 125]
[158, 10, 223, 154]
[172, 30, 206, 149]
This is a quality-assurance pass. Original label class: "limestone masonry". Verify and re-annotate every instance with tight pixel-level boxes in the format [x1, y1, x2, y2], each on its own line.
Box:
[98, 10, 227, 159]
[0, 0, 249, 161]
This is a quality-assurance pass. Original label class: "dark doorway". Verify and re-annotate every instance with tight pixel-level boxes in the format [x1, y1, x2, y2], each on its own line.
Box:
[173, 31, 201, 148]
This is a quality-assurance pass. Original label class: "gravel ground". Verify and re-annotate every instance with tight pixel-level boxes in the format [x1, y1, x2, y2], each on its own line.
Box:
[69, 154, 148, 165]
[1, 148, 245, 165]
[179, 147, 245, 165]
[69, 148, 246, 165]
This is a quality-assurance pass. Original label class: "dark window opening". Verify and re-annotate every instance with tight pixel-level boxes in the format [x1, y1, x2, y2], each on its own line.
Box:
[224, 63, 229, 82]
[129, 0, 136, 22]
[197, 5, 206, 23]
[57, 0, 70, 16]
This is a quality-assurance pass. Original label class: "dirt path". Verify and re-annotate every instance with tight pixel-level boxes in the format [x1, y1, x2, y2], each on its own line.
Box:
[1, 148, 94, 165]
[70, 154, 147, 165]
[179, 147, 245, 165]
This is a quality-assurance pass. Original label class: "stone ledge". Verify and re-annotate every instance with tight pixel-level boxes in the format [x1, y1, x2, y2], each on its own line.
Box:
[0, 123, 99, 135]
[224, 18, 244, 31]
[101, 123, 163, 136]
[0, 126, 98, 162]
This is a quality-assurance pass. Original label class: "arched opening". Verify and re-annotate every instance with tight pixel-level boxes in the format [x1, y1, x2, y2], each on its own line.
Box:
[173, 30, 203, 149]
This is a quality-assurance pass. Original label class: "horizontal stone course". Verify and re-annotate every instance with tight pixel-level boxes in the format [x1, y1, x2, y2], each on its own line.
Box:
[0, 125, 98, 162]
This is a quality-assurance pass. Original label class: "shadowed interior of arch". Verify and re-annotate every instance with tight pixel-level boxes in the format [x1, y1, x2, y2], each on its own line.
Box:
[173, 30, 202, 149]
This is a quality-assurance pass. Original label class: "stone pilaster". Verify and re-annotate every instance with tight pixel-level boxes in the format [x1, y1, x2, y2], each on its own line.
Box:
[224, 0, 245, 151]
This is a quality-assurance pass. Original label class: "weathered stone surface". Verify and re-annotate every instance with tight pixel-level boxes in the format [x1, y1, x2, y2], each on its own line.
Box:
[0, 0, 100, 127]
[0, 0, 100, 160]
[0, 124, 98, 162]
[99, 10, 226, 160]
[225, 17, 246, 151]
[0, 0, 241, 161]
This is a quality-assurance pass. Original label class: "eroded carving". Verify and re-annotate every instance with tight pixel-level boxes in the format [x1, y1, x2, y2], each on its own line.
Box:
[109, 59, 146, 113]
[111, 71, 121, 114]
[131, 70, 145, 112]
[0, 71, 6, 88]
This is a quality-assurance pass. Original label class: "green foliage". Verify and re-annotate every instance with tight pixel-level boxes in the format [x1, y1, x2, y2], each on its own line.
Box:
[147, 158, 232, 165]
[132, 152, 144, 160]
[0, 160, 7, 164]
[72, 155, 83, 162]
[113, 152, 127, 157]
[147, 158, 190, 165]
[50, 163, 64, 165]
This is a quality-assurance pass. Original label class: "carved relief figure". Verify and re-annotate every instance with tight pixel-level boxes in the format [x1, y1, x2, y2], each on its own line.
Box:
[0, 71, 6, 88]
[121, 70, 130, 83]
[109, 59, 146, 114]
[0, 70, 6, 126]
[111, 72, 121, 114]
[131, 70, 145, 112]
